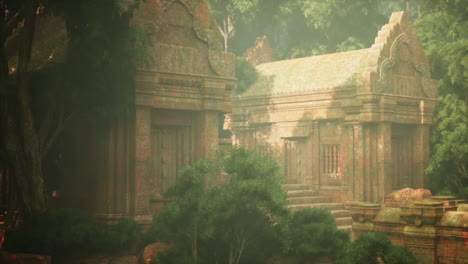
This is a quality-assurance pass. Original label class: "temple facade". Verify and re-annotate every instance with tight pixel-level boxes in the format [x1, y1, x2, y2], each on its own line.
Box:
[53, 0, 235, 226]
[231, 12, 438, 203]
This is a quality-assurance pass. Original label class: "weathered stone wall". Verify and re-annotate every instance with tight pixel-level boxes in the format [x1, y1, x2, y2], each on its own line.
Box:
[348, 198, 468, 264]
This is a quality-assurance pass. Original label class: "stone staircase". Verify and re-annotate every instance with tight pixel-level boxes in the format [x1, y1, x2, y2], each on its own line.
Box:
[284, 184, 352, 232]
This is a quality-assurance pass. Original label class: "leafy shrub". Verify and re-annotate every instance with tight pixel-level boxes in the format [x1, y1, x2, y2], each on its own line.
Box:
[284, 209, 349, 262]
[153, 147, 288, 264]
[235, 56, 258, 93]
[426, 94, 468, 198]
[4, 208, 146, 257]
[338, 232, 417, 264]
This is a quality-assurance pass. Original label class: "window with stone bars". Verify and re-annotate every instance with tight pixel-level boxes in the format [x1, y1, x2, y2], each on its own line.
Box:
[322, 144, 340, 175]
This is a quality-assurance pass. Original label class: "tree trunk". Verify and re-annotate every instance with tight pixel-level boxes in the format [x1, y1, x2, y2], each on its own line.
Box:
[0, 0, 47, 216]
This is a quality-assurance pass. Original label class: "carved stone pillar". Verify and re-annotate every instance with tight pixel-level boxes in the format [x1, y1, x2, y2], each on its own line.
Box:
[134, 106, 152, 225]
[413, 124, 430, 188]
[377, 122, 392, 202]
[342, 123, 355, 201]
[196, 111, 219, 160]
[353, 123, 364, 201]
[312, 121, 320, 189]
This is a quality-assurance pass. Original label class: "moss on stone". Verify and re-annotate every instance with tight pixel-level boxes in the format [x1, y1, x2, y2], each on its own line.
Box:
[375, 208, 402, 223]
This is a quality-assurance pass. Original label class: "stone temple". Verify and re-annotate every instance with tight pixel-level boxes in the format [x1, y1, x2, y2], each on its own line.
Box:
[231, 12, 438, 204]
[38, 0, 235, 226]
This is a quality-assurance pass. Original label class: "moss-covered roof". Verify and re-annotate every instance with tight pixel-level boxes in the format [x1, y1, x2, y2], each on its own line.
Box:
[242, 48, 369, 97]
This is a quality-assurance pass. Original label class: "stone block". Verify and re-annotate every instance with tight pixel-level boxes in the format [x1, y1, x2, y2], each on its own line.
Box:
[384, 188, 432, 208]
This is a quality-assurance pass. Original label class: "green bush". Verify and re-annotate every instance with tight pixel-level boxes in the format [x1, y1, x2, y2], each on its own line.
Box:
[426, 94, 468, 198]
[153, 147, 288, 264]
[235, 56, 258, 93]
[284, 209, 349, 262]
[338, 232, 417, 264]
[4, 208, 147, 257]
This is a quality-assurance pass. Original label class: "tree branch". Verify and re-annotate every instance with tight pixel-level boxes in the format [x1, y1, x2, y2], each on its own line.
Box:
[41, 112, 74, 157]
[2, 8, 24, 38]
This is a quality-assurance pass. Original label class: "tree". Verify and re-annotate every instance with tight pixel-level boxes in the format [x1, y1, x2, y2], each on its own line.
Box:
[154, 147, 289, 264]
[1, 0, 49, 215]
[426, 94, 468, 197]
[338, 232, 417, 264]
[408, 0, 468, 196]
[205, 0, 281, 52]
[153, 160, 214, 264]
[411, 0, 468, 99]
[282, 209, 349, 263]
[0, 0, 140, 216]
[271, 0, 386, 59]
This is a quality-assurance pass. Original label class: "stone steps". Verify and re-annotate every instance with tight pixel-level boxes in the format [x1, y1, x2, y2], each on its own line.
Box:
[288, 196, 329, 204]
[288, 202, 344, 211]
[337, 225, 352, 232]
[330, 210, 351, 218]
[283, 184, 314, 191]
[287, 190, 319, 197]
[284, 184, 352, 232]
[335, 216, 353, 226]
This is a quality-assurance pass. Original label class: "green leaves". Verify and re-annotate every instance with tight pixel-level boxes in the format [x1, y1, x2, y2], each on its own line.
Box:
[338, 232, 417, 264]
[284, 209, 349, 261]
[413, 6, 468, 98]
[409, 0, 468, 197]
[235, 56, 258, 93]
[153, 147, 288, 264]
[3, 209, 145, 256]
[426, 94, 468, 197]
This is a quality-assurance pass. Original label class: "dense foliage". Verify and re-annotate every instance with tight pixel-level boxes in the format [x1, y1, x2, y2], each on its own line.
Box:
[409, 0, 468, 197]
[154, 147, 288, 264]
[282, 209, 349, 262]
[338, 232, 417, 264]
[235, 56, 258, 93]
[427, 94, 468, 198]
[3, 209, 150, 257]
[0, 0, 143, 215]
[153, 147, 353, 264]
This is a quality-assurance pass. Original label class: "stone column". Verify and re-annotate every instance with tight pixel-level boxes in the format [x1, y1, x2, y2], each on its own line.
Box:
[413, 125, 430, 188]
[377, 122, 392, 202]
[312, 121, 320, 190]
[196, 111, 219, 160]
[134, 106, 152, 225]
[342, 123, 355, 201]
[353, 123, 364, 201]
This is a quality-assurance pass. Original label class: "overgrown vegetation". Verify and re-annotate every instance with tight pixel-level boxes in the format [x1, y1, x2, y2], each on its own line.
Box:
[0, 0, 143, 216]
[3, 208, 152, 257]
[235, 56, 258, 93]
[338, 232, 417, 264]
[154, 147, 288, 264]
[282, 209, 349, 262]
[152, 147, 354, 264]
[427, 94, 468, 198]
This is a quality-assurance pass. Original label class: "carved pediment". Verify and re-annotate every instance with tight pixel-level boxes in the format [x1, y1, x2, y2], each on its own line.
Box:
[133, 0, 235, 77]
[361, 12, 438, 98]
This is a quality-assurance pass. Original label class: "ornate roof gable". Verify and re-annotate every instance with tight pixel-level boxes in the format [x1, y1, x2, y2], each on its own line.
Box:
[133, 0, 235, 77]
[360, 11, 437, 98]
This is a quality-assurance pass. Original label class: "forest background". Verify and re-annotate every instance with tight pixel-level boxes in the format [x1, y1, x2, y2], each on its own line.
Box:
[0, 0, 467, 217]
